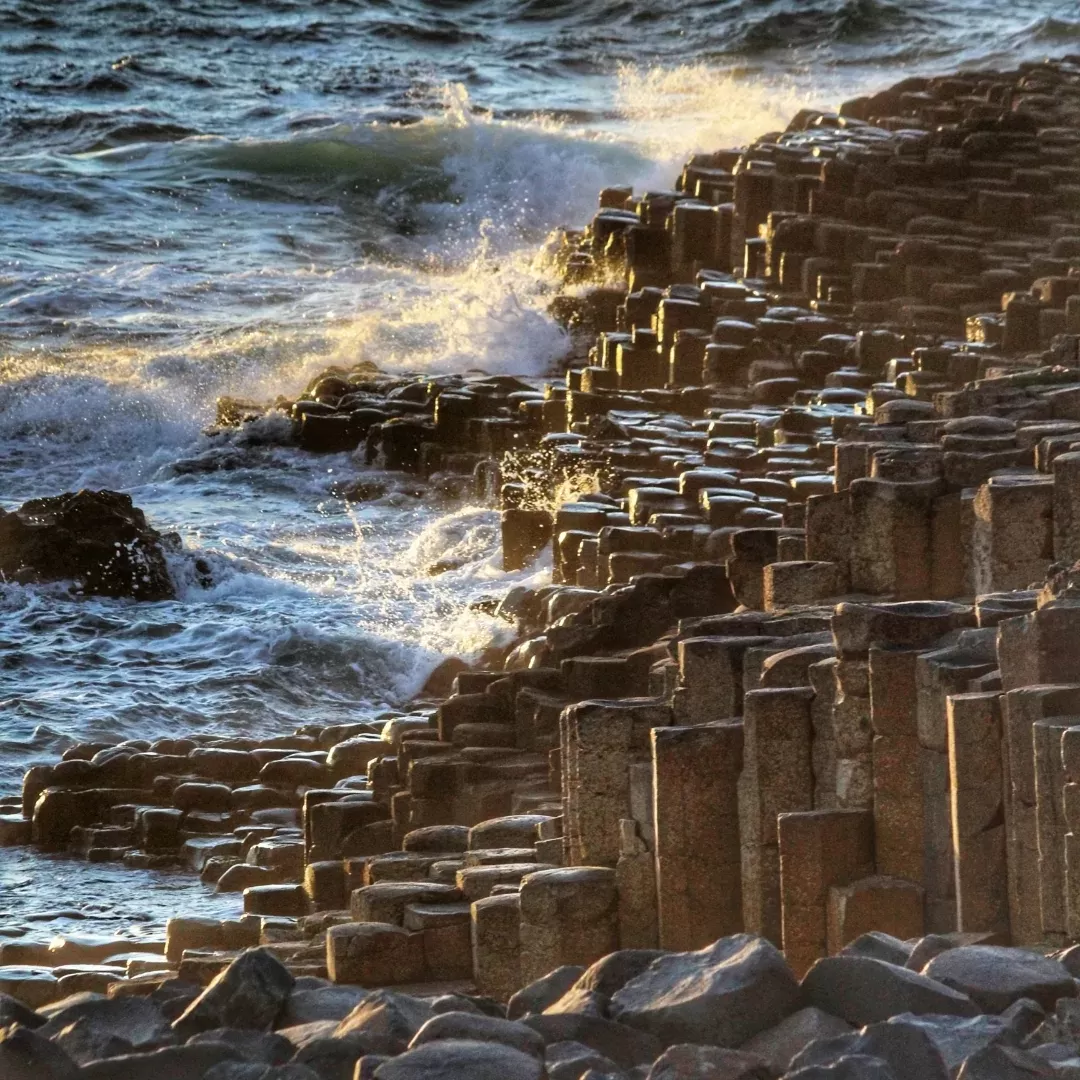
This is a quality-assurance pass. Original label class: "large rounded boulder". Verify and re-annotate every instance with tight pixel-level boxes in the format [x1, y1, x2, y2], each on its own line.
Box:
[609, 934, 801, 1049]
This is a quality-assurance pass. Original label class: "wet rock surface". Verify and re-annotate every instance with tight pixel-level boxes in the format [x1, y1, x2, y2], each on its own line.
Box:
[0, 489, 176, 600]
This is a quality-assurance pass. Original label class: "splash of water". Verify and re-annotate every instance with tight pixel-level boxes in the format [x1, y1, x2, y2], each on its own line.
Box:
[614, 62, 876, 167]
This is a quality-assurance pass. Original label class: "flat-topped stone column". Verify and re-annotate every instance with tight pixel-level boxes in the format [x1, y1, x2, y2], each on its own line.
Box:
[1053, 451, 1080, 564]
[778, 808, 873, 977]
[827, 875, 924, 953]
[519, 866, 619, 984]
[832, 658, 873, 812]
[327, 922, 425, 987]
[1034, 715, 1077, 945]
[947, 691, 1008, 937]
[998, 603, 1080, 692]
[652, 722, 744, 950]
[808, 658, 839, 809]
[561, 698, 671, 867]
[764, 561, 844, 610]
[834, 602, 973, 914]
[1061, 726, 1080, 941]
[738, 686, 814, 944]
[849, 478, 939, 598]
[728, 529, 783, 609]
[971, 476, 1054, 595]
[805, 491, 853, 571]
[1000, 685, 1080, 944]
[869, 651, 928, 885]
[471, 892, 522, 1001]
[916, 636, 998, 932]
[616, 817, 659, 949]
[930, 490, 971, 600]
[673, 636, 773, 724]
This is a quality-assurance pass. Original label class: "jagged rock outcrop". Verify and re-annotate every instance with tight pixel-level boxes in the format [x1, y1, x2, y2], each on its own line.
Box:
[0, 489, 175, 600]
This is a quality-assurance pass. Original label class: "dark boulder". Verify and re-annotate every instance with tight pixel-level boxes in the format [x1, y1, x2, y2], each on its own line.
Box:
[371, 1040, 545, 1080]
[203, 1063, 322, 1080]
[0, 991, 45, 1029]
[609, 935, 801, 1049]
[544, 1040, 623, 1080]
[788, 1019, 949, 1080]
[921, 947, 1077, 1014]
[508, 966, 585, 1019]
[0, 490, 174, 600]
[172, 948, 295, 1037]
[786, 1054, 899, 1080]
[741, 1007, 853, 1073]
[290, 1034, 392, 1080]
[802, 955, 979, 1026]
[646, 1044, 772, 1080]
[280, 986, 369, 1027]
[188, 1028, 294, 1064]
[522, 1013, 662, 1070]
[572, 950, 667, 999]
[955, 1044, 1057, 1080]
[409, 1012, 545, 1058]
[47, 1018, 134, 1066]
[0, 1024, 79, 1080]
[333, 991, 434, 1049]
[38, 994, 170, 1050]
[77, 1042, 244, 1080]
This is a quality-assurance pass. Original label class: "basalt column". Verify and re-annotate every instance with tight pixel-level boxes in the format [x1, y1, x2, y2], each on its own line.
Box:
[946, 692, 1009, 937]
[652, 722, 744, 951]
[738, 687, 813, 944]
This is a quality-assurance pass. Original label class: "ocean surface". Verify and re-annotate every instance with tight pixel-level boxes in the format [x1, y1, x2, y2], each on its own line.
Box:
[1, 0, 1078, 934]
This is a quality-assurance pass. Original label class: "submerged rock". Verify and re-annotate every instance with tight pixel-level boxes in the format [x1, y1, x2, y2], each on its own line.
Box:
[0, 489, 175, 600]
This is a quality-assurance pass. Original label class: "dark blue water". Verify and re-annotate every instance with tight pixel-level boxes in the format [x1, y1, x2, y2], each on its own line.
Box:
[0, 0, 1077, 931]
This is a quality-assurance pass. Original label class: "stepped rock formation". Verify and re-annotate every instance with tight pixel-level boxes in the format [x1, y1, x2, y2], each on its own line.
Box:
[9, 57, 1080, 1078]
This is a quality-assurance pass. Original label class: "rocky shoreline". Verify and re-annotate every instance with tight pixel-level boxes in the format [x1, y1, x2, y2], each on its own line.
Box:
[7, 56, 1080, 1078]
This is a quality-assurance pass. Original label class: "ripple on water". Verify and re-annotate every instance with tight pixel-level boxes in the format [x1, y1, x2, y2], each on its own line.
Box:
[0, 847, 242, 940]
